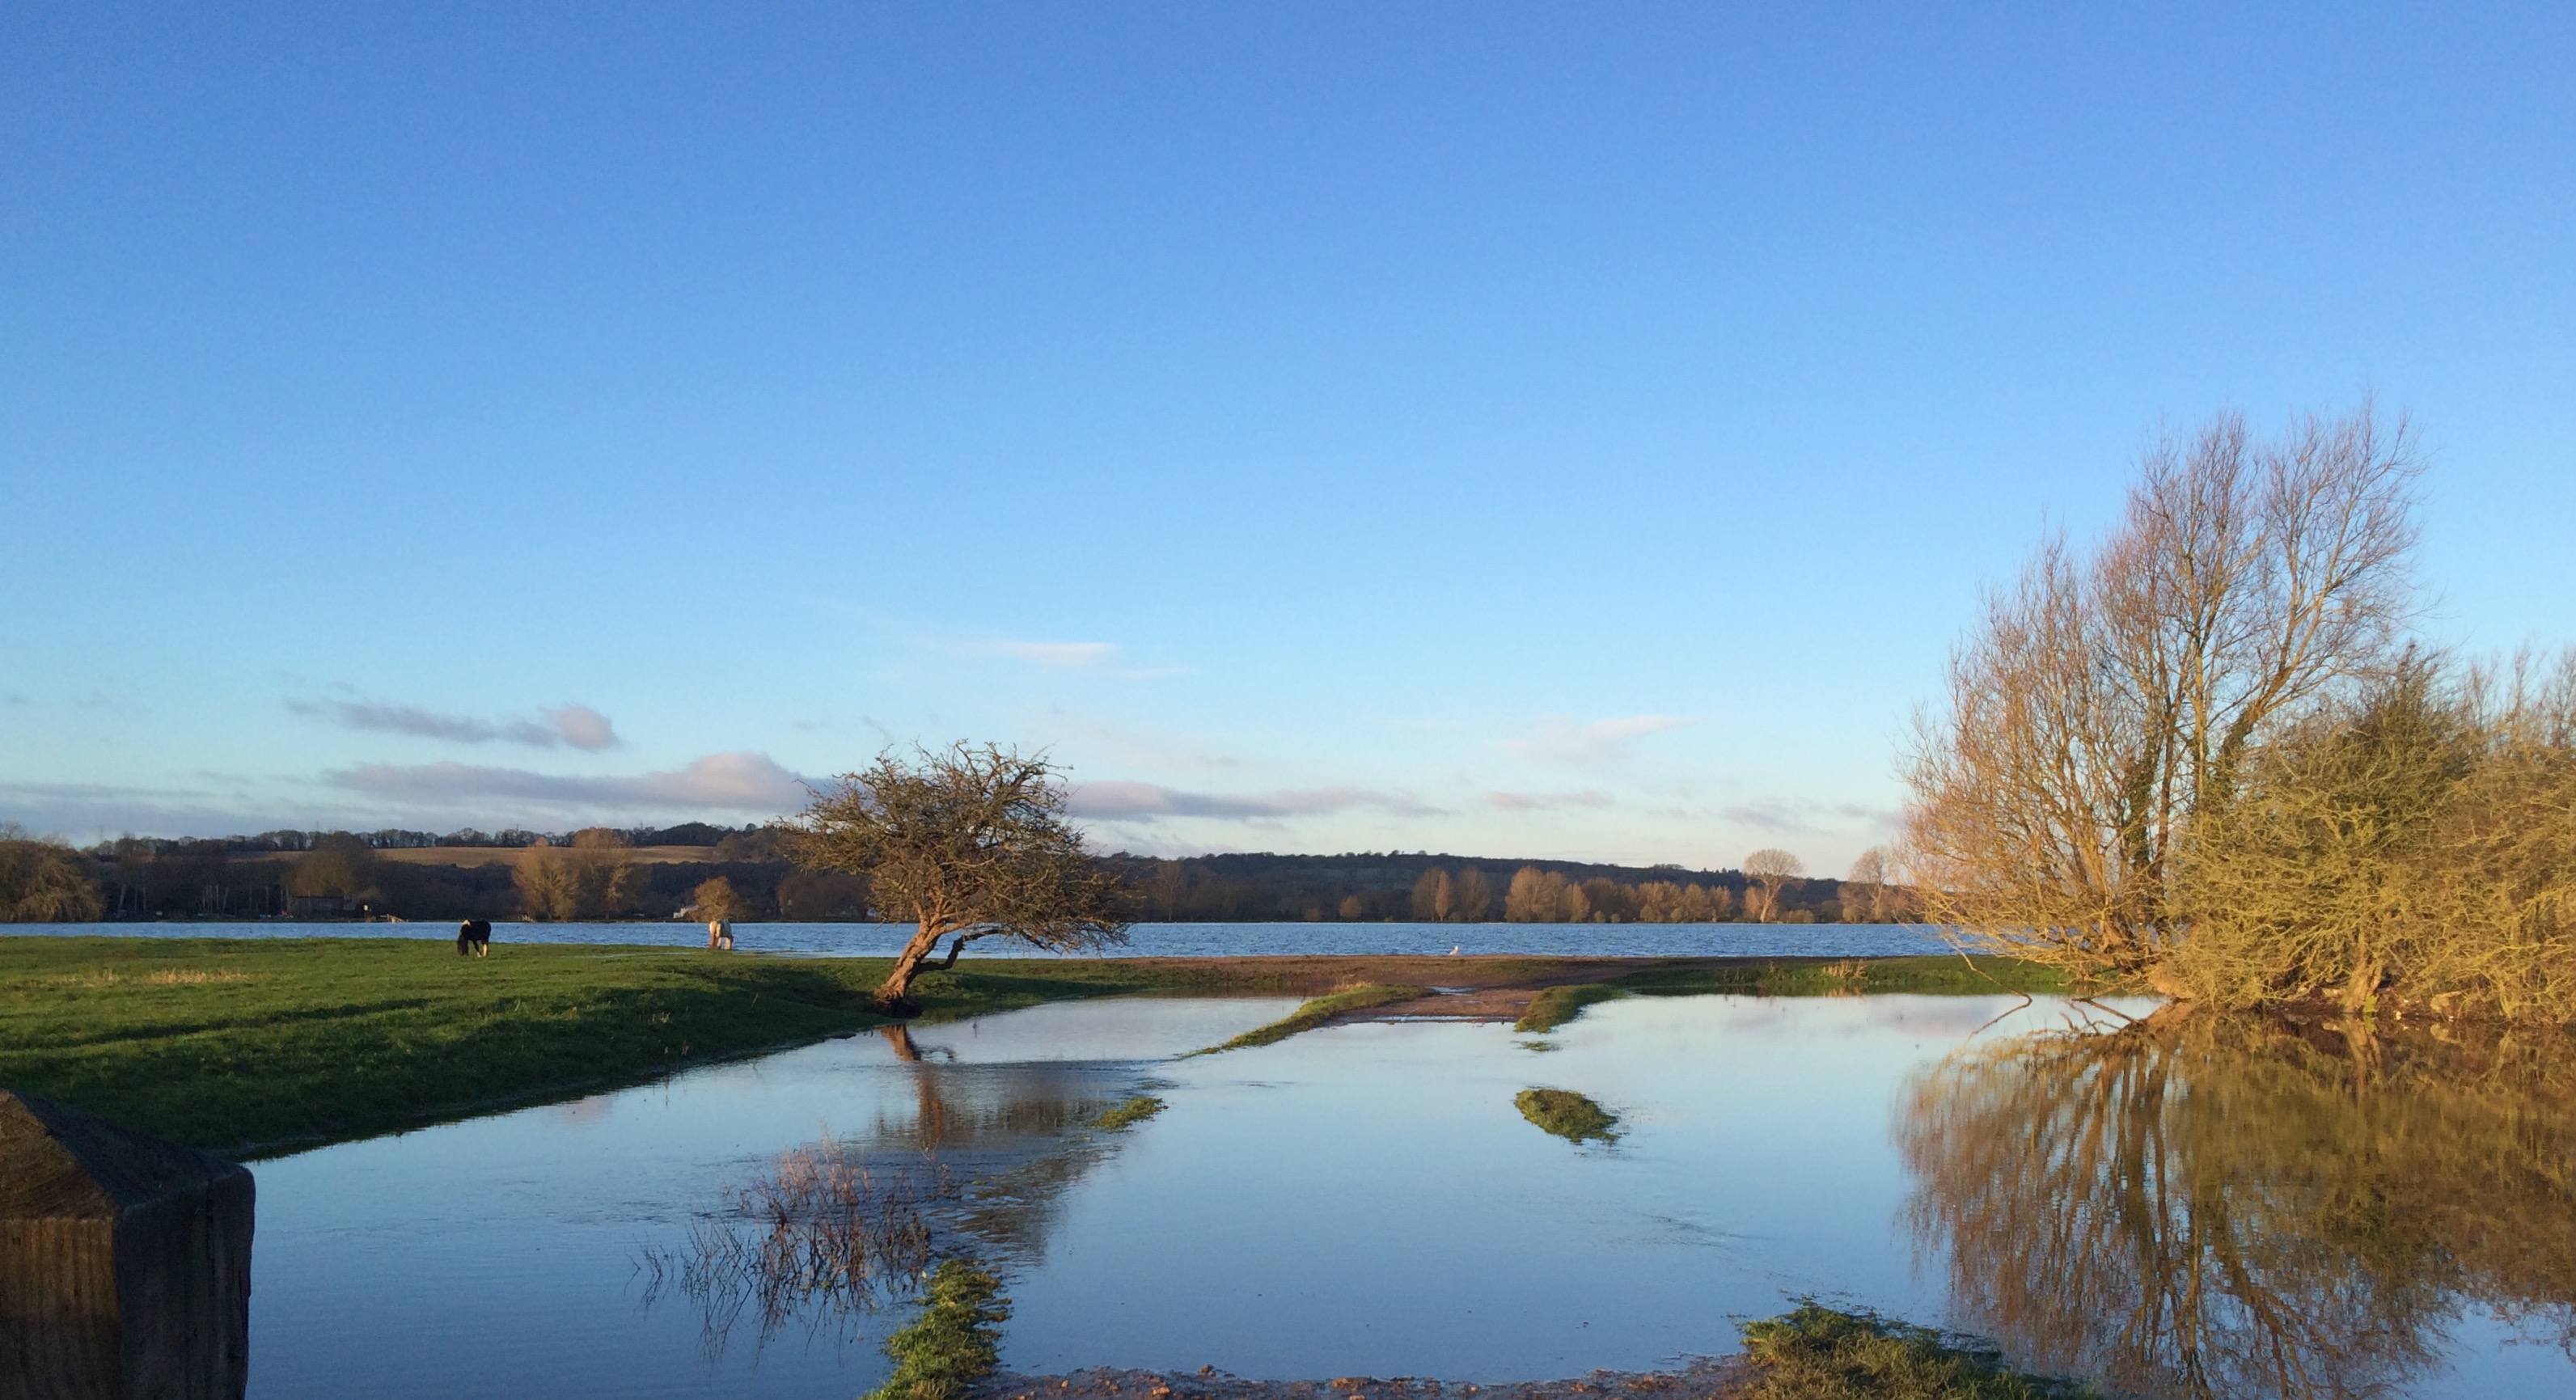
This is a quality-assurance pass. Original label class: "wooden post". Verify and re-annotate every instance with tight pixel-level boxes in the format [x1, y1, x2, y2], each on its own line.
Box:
[0, 1089, 253, 1400]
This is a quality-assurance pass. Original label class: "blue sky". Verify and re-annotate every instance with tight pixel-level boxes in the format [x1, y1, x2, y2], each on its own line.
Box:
[3, 3, 2570, 873]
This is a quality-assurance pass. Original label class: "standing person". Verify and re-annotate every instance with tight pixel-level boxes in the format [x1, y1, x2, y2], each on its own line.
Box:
[707, 919, 734, 952]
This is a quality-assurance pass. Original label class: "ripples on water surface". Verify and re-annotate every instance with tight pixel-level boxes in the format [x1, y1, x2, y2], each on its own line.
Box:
[244, 995, 2576, 1400]
[20, 919, 1950, 958]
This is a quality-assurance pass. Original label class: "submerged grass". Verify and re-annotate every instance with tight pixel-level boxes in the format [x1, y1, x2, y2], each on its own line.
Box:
[1514, 1086, 1620, 1144]
[1191, 983, 1432, 1054]
[1738, 1303, 2099, 1399]
[1513, 983, 1629, 1033]
[1089, 1095, 1165, 1131]
[0, 936, 1273, 1157]
[1508, 957, 2067, 1036]
[864, 1258, 1012, 1400]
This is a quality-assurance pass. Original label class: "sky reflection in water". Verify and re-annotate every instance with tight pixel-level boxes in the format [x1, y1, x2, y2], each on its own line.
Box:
[245, 995, 2576, 1399]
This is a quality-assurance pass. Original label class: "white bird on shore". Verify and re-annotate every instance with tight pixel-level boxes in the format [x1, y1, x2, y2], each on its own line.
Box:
[1449, 945, 1461, 955]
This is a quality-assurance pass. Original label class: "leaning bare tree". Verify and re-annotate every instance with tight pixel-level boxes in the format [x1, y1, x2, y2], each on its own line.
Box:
[1901, 404, 2421, 987]
[790, 744, 1127, 1012]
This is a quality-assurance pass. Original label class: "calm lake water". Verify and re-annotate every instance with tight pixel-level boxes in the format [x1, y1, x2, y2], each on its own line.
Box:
[239, 993, 2576, 1399]
[20, 919, 1949, 958]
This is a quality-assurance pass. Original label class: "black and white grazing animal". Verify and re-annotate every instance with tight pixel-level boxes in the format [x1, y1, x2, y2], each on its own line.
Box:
[456, 919, 493, 958]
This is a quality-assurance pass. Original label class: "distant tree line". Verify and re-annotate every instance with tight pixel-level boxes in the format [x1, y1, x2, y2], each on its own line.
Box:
[2, 823, 1917, 928]
[0, 824, 862, 924]
[1110, 849, 1912, 924]
[88, 822, 770, 856]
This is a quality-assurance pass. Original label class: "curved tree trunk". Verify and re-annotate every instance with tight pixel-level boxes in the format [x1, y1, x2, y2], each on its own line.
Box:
[873, 923, 949, 1011]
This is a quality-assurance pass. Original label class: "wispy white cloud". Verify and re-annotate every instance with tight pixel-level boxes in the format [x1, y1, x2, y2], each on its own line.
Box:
[1713, 799, 1901, 836]
[1485, 789, 1614, 812]
[1043, 710, 1246, 771]
[954, 638, 1183, 679]
[1501, 714, 1695, 765]
[0, 781, 317, 840]
[290, 696, 624, 751]
[1068, 781, 1442, 823]
[329, 752, 802, 812]
[1722, 801, 1815, 834]
[970, 640, 1119, 669]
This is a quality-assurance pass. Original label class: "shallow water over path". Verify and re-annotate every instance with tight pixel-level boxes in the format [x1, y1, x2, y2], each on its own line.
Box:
[246, 995, 2576, 1399]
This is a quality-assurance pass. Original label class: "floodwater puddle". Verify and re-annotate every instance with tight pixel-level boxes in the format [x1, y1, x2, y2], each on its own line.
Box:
[245, 994, 2576, 1399]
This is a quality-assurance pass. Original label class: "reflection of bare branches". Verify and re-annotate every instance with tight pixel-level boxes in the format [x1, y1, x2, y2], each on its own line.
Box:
[639, 1140, 956, 1361]
[1901, 1015, 2576, 1399]
[637, 1062, 1165, 1361]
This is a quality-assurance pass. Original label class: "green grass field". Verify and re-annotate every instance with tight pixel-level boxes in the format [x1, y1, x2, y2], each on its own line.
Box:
[0, 937, 1246, 1157]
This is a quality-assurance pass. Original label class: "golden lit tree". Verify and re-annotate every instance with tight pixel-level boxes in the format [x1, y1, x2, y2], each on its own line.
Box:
[1903, 405, 2422, 986]
[1741, 848, 1804, 922]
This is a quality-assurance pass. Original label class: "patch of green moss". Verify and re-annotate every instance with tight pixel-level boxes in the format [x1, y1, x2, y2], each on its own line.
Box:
[1515, 1086, 1619, 1144]
[1738, 1302, 2100, 1398]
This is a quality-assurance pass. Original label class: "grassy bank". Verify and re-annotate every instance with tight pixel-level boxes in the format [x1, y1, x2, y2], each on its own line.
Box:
[0, 936, 1257, 1157]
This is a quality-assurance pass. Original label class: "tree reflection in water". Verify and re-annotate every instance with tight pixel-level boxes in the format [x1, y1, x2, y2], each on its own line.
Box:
[640, 1024, 1150, 1360]
[1901, 1010, 2576, 1398]
[639, 1138, 951, 1358]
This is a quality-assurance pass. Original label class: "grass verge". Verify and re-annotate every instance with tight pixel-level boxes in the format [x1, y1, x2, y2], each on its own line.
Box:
[1190, 983, 1432, 1054]
[0, 937, 1266, 1157]
[1738, 1302, 2099, 1399]
[1514, 1086, 1620, 1144]
[865, 1258, 1012, 1400]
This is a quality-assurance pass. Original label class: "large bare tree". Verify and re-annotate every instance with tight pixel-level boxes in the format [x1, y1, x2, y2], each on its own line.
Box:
[791, 744, 1127, 1011]
[1842, 846, 1897, 922]
[1741, 848, 1804, 922]
[1901, 404, 2422, 984]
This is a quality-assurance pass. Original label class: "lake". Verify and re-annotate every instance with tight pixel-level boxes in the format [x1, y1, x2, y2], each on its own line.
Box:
[11, 919, 1948, 958]
[234, 989, 2576, 1398]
